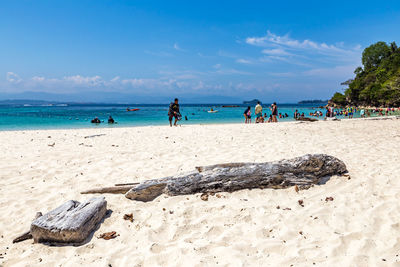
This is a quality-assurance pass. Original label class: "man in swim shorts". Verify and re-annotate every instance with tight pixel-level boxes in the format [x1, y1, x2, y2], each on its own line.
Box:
[255, 101, 263, 123]
[168, 98, 181, 127]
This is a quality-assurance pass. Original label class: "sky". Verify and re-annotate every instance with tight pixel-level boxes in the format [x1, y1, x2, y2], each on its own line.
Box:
[1, 0, 400, 103]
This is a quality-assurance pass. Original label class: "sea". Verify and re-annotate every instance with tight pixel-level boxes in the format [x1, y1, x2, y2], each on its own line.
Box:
[0, 103, 360, 131]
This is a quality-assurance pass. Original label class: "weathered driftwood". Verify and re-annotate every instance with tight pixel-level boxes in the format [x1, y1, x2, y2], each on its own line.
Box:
[296, 117, 318, 122]
[30, 197, 107, 244]
[81, 185, 135, 194]
[84, 134, 106, 139]
[115, 182, 139, 187]
[125, 154, 347, 202]
[13, 212, 43, 243]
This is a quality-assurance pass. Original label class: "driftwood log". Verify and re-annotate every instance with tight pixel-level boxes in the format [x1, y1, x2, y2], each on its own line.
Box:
[125, 154, 347, 202]
[30, 197, 107, 244]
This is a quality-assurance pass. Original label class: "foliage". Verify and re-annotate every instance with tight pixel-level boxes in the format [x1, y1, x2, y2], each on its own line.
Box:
[330, 92, 347, 106]
[330, 41, 400, 106]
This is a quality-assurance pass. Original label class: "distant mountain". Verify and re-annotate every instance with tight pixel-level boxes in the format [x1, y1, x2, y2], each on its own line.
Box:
[0, 99, 60, 105]
[0, 91, 243, 104]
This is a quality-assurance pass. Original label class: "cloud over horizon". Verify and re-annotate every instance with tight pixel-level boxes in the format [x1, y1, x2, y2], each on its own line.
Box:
[246, 31, 361, 65]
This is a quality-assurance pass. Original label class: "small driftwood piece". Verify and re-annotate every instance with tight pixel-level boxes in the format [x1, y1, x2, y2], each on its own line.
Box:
[30, 197, 107, 244]
[296, 117, 318, 122]
[125, 154, 347, 202]
[84, 134, 106, 139]
[12, 212, 43, 243]
[114, 182, 139, 187]
[81, 185, 135, 194]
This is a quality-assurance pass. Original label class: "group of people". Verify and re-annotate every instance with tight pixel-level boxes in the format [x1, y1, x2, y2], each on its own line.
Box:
[243, 102, 279, 124]
[323, 106, 400, 119]
[91, 116, 115, 124]
[166, 98, 400, 127]
[294, 110, 305, 119]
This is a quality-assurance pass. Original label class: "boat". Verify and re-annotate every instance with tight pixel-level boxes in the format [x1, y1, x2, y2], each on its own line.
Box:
[126, 108, 140, 111]
[208, 110, 219, 113]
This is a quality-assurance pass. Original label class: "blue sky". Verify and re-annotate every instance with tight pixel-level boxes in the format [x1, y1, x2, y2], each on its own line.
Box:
[1, 0, 400, 103]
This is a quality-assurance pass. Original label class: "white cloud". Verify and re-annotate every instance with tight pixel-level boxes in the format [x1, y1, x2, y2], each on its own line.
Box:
[110, 76, 120, 82]
[236, 58, 252, 64]
[262, 48, 291, 56]
[63, 75, 103, 86]
[246, 31, 345, 52]
[6, 72, 21, 83]
[268, 72, 297, 77]
[173, 43, 182, 51]
[303, 65, 357, 78]
[214, 68, 252, 75]
[246, 30, 361, 64]
[27, 75, 106, 87]
[32, 76, 45, 82]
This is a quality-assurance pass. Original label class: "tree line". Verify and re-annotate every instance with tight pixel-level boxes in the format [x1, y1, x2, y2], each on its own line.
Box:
[331, 41, 400, 107]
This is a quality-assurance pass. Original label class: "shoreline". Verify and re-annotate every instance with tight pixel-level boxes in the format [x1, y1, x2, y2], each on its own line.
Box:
[0, 114, 398, 133]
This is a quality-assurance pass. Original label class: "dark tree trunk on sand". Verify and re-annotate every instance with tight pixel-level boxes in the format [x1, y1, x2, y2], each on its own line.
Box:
[125, 154, 347, 202]
[30, 197, 107, 244]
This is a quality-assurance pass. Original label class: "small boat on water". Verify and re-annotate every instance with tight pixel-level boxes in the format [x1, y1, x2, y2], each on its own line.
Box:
[126, 108, 140, 111]
[208, 110, 218, 113]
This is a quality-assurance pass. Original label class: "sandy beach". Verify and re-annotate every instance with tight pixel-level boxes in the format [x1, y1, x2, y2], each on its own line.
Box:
[1, 118, 400, 266]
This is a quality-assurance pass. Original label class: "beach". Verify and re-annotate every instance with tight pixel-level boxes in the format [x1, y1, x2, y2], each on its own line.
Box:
[1, 117, 400, 266]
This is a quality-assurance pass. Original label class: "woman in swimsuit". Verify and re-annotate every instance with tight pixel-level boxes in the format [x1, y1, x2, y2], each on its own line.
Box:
[271, 102, 278, 122]
[243, 106, 251, 124]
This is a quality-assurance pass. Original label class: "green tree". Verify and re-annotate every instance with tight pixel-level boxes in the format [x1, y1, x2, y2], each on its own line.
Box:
[390, 41, 398, 54]
[354, 67, 363, 75]
[331, 92, 347, 106]
[331, 41, 400, 107]
[362, 42, 391, 69]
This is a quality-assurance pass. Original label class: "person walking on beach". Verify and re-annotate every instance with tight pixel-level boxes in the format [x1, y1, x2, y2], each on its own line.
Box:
[255, 101, 263, 123]
[271, 102, 278, 122]
[244, 106, 251, 123]
[168, 98, 181, 127]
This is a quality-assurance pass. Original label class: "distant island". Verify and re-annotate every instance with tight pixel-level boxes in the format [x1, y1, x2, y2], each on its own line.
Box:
[243, 99, 262, 105]
[330, 41, 400, 107]
[298, 100, 328, 104]
[0, 99, 62, 105]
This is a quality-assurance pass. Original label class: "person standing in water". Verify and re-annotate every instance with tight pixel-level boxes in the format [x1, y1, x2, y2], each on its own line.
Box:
[271, 102, 278, 122]
[168, 98, 181, 127]
[243, 106, 251, 123]
[255, 101, 263, 123]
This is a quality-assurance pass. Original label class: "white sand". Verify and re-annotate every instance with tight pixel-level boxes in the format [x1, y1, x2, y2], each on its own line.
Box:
[1, 118, 400, 266]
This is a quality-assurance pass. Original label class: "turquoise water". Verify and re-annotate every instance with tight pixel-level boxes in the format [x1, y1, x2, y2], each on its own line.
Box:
[0, 103, 346, 131]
